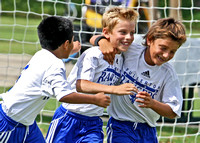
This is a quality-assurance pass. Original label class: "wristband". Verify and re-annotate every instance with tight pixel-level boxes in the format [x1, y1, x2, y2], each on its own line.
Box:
[94, 35, 107, 46]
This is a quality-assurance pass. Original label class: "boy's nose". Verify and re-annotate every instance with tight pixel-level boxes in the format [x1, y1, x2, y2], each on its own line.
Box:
[163, 52, 170, 60]
[125, 34, 133, 40]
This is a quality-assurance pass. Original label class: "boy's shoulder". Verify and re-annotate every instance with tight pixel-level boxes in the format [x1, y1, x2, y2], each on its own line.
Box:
[130, 42, 145, 49]
[31, 49, 64, 68]
[124, 42, 146, 56]
[82, 46, 103, 57]
[161, 62, 178, 79]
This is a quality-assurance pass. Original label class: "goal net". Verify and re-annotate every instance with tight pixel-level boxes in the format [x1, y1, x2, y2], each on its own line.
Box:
[0, 0, 200, 142]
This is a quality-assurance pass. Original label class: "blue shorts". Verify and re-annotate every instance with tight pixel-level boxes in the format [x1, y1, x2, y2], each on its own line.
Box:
[0, 104, 45, 143]
[106, 117, 158, 143]
[46, 105, 104, 143]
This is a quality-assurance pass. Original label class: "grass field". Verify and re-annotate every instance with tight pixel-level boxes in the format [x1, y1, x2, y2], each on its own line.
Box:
[0, 15, 200, 142]
[0, 16, 41, 55]
[0, 15, 200, 55]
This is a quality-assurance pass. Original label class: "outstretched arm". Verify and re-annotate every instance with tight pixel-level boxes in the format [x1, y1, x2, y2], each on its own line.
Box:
[135, 91, 177, 119]
[59, 92, 110, 108]
[90, 35, 117, 64]
[76, 79, 138, 95]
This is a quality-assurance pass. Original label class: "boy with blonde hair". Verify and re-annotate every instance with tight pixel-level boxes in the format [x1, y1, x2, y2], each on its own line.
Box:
[46, 7, 138, 143]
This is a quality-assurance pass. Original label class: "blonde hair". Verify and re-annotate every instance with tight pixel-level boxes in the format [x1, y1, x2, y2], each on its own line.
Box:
[143, 17, 186, 47]
[102, 7, 138, 33]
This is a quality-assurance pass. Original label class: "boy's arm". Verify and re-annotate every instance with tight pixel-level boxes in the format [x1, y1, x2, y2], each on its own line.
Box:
[136, 91, 177, 119]
[76, 79, 138, 95]
[59, 92, 110, 108]
[90, 35, 117, 64]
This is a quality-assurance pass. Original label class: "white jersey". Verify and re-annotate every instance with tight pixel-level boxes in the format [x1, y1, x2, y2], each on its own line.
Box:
[1, 49, 73, 126]
[62, 46, 123, 116]
[107, 43, 183, 127]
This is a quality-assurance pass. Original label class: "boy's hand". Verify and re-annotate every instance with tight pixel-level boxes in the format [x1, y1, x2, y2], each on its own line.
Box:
[136, 91, 177, 119]
[135, 91, 155, 108]
[70, 41, 81, 55]
[99, 39, 118, 64]
[94, 92, 111, 108]
[113, 83, 138, 95]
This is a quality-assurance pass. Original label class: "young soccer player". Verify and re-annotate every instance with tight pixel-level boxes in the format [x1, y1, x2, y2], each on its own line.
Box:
[90, 17, 186, 142]
[45, 7, 139, 143]
[0, 16, 111, 143]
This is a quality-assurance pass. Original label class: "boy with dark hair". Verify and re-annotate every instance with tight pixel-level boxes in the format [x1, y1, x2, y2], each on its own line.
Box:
[0, 16, 110, 143]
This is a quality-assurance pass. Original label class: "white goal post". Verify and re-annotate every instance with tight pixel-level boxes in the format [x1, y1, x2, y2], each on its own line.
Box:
[0, 0, 200, 142]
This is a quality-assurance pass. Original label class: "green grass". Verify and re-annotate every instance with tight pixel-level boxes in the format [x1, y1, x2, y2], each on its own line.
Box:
[0, 15, 200, 57]
[0, 16, 41, 55]
[157, 126, 200, 143]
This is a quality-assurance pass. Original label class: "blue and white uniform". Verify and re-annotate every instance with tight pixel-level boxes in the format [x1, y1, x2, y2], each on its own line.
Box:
[0, 49, 73, 143]
[106, 43, 183, 143]
[46, 46, 123, 143]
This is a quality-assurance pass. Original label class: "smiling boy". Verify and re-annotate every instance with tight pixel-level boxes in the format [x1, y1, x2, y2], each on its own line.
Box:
[91, 17, 187, 143]
[46, 7, 138, 143]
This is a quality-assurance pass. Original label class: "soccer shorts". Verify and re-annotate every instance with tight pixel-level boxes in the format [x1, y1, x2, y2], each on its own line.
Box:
[46, 105, 104, 143]
[106, 117, 158, 143]
[0, 104, 45, 143]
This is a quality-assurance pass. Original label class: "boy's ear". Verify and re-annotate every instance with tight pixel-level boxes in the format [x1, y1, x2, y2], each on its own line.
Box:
[102, 27, 110, 39]
[147, 38, 151, 46]
[63, 40, 69, 49]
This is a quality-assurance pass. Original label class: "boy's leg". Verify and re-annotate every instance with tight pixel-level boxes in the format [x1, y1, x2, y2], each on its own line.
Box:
[106, 117, 158, 143]
[46, 105, 104, 143]
[45, 105, 68, 143]
[0, 104, 27, 142]
[25, 121, 45, 143]
[0, 120, 27, 142]
[77, 120, 104, 143]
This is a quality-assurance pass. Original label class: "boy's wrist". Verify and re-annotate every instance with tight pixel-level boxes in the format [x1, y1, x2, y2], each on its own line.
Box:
[94, 35, 107, 46]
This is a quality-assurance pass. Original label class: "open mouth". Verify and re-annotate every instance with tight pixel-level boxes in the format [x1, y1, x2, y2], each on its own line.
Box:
[121, 41, 131, 47]
[157, 55, 166, 63]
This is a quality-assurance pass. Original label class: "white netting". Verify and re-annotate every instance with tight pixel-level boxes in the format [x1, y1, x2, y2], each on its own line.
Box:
[0, 0, 200, 142]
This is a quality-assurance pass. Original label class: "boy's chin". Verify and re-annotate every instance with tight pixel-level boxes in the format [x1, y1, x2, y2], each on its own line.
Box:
[119, 48, 129, 52]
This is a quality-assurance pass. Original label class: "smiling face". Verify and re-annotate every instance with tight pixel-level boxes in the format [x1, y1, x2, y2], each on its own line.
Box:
[103, 19, 135, 53]
[145, 38, 180, 66]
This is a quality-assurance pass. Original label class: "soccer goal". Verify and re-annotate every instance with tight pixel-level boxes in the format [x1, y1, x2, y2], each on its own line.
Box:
[0, 0, 200, 142]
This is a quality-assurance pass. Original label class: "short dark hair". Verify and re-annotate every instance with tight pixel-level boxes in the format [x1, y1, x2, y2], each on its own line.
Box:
[37, 16, 73, 51]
